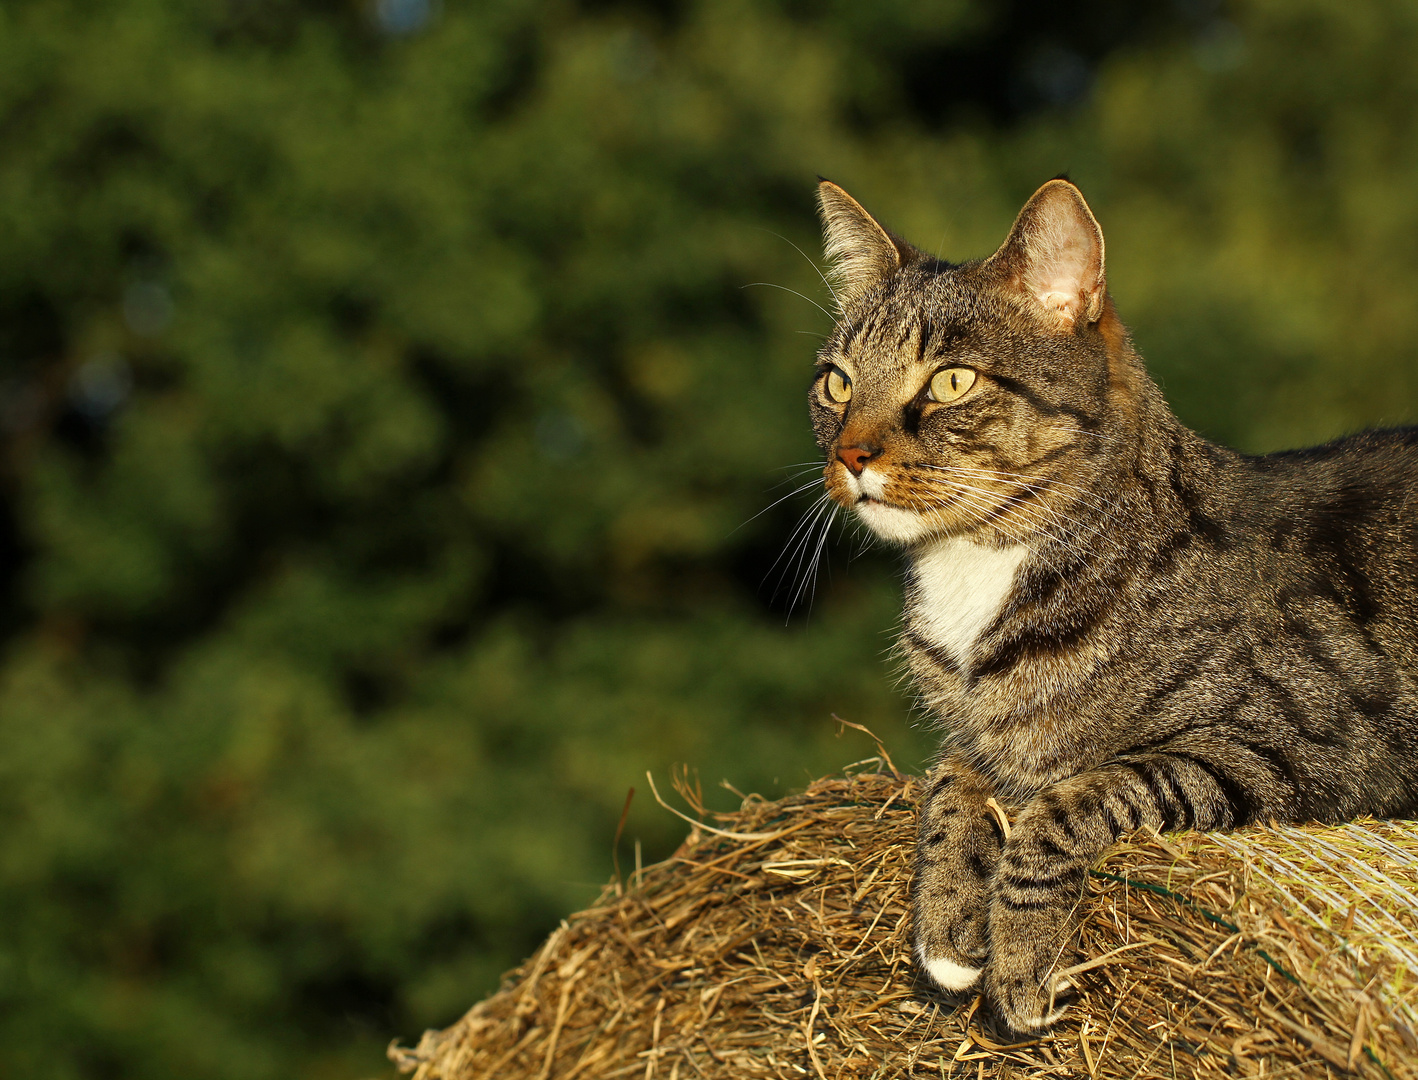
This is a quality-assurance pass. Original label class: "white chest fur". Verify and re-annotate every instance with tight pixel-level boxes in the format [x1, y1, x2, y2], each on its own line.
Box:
[907, 538, 1030, 664]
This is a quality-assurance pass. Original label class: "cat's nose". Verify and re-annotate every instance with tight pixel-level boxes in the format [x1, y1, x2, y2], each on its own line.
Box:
[836, 445, 878, 475]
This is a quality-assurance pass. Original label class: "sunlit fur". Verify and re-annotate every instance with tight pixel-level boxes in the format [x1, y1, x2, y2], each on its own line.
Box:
[810, 177, 1418, 1035]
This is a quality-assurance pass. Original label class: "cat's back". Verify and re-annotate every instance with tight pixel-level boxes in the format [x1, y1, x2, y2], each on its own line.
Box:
[1228, 426, 1418, 649]
[1242, 426, 1418, 547]
[1250, 425, 1418, 484]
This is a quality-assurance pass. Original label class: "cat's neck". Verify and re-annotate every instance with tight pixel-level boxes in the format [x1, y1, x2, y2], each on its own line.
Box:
[904, 537, 1031, 667]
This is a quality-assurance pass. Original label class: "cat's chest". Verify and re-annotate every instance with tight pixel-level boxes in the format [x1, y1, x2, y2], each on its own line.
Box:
[906, 538, 1030, 665]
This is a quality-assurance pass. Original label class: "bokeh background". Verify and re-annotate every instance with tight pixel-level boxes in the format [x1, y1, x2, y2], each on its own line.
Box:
[3, 0, 1417, 1076]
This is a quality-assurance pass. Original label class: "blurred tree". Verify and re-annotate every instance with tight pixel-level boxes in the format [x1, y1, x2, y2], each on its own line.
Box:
[0, 0, 1415, 1076]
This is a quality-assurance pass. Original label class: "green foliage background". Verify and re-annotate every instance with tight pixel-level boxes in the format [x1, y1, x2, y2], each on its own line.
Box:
[2, 0, 1416, 1075]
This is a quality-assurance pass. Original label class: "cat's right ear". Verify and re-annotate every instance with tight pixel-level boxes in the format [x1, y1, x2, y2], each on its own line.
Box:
[817, 181, 913, 312]
[986, 179, 1106, 328]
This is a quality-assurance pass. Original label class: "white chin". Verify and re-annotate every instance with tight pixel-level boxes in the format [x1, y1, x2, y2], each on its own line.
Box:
[854, 499, 933, 544]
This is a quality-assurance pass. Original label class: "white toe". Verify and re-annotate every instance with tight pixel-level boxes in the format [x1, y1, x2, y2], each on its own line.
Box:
[1027, 978, 1075, 1030]
[1010, 1007, 1064, 1033]
[922, 955, 982, 991]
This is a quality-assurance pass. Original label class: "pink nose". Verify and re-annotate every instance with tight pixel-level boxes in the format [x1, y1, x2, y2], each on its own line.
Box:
[836, 445, 876, 475]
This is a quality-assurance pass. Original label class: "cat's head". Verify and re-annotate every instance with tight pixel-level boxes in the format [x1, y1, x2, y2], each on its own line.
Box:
[811, 178, 1143, 548]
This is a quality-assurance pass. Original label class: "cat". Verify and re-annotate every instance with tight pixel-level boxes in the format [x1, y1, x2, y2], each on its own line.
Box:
[809, 177, 1418, 1034]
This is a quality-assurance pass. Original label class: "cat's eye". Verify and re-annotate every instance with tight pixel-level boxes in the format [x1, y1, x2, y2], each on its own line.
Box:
[928, 367, 976, 404]
[824, 367, 852, 404]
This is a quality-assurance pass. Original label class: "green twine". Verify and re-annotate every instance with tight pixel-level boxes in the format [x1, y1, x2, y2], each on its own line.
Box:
[1366, 1043, 1398, 1080]
[1088, 869, 1301, 985]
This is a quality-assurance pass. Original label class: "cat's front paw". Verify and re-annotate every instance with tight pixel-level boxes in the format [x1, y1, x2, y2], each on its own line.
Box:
[912, 764, 1001, 994]
[984, 941, 1076, 1034]
[914, 891, 990, 992]
[916, 941, 985, 991]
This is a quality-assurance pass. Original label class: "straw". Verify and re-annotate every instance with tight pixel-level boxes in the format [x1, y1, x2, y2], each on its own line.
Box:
[391, 765, 1418, 1078]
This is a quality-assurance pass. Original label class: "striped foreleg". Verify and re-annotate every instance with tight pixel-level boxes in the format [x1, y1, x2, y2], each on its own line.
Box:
[913, 757, 1007, 993]
[984, 750, 1247, 1033]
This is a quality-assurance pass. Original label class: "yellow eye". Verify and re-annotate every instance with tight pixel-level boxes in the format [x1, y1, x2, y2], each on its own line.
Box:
[825, 367, 852, 403]
[928, 367, 976, 404]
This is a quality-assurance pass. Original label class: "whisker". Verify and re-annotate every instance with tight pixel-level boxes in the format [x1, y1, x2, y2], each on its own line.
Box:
[919, 463, 1111, 509]
[918, 467, 1125, 546]
[938, 486, 1037, 552]
[929, 466, 1127, 548]
[848, 520, 877, 562]
[923, 474, 1117, 546]
[775, 470, 828, 488]
[732, 476, 828, 534]
[754, 228, 845, 312]
[772, 467, 830, 489]
[765, 498, 827, 577]
[921, 465, 1121, 522]
[903, 479, 1092, 572]
[784, 492, 832, 547]
[912, 473, 1125, 566]
[773, 470, 826, 487]
[923, 482, 1044, 553]
[767, 496, 833, 599]
[741, 282, 837, 324]
[780, 503, 834, 613]
[789, 504, 839, 617]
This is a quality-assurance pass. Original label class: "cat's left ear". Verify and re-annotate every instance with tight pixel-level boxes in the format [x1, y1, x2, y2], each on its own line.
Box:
[817, 180, 915, 312]
[987, 179, 1106, 327]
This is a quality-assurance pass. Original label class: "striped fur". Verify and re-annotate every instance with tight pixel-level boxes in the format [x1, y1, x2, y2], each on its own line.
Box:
[810, 178, 1418, 1033]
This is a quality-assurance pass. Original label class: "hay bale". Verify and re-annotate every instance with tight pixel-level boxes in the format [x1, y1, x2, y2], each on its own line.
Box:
[390, 762, 1418, 1078]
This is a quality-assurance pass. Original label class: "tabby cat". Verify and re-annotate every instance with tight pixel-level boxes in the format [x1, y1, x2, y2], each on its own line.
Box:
[809, 178, 1418, 1034]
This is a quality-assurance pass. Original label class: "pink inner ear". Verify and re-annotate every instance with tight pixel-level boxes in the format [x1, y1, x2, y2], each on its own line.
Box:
[1026, 221, 1098, 319]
